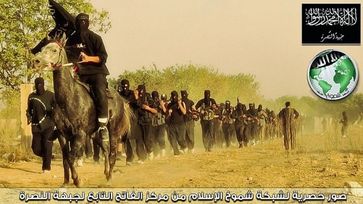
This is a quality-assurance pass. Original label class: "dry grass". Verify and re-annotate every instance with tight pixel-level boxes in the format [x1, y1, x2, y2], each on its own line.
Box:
[297, 124, 363, 154]
[0, 119, 34, 163]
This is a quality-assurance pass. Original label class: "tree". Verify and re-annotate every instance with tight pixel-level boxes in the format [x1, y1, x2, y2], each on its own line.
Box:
[0, 0, 110, 91]
[115, 64, 262, 105]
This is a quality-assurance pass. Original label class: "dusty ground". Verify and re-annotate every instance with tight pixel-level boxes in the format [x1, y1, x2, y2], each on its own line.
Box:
[0, 130, 363, 189]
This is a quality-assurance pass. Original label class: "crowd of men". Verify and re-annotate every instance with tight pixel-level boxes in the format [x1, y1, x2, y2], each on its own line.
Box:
[112, 80, 300, 165]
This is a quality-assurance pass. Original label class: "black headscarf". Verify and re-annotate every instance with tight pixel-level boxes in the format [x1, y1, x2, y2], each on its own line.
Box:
[258, 104, 262, 111]
[204, 90, 211, 105]
[119, 79, 130, 94]
[181, 90, 188, 100]
[152, 91, 159, 101]
[171, 91, 178, 103]
[35, 77, 45, 95]
[75, 13, 90, 44]
[225, 100, 231, 110]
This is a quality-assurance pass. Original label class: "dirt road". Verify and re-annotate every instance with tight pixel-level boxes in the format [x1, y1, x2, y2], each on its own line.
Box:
[0, 134, 362, 188]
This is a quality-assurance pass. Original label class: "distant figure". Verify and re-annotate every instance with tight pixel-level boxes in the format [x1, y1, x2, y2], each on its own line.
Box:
[340, 111, 348, 138]
[278, 101, 299, 151]
[355, 112, 363, 126]
[321, 117, 327, 134]
[27, 77, 56, 173]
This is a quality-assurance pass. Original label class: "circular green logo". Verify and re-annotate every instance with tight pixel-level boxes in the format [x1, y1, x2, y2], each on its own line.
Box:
[307, 49, 359, 100]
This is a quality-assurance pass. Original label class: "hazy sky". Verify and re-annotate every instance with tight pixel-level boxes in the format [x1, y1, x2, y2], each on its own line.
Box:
[89, 0, 362, 99]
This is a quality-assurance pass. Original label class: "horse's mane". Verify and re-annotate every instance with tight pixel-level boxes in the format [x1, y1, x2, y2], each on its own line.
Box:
[44, 32, 67, 48]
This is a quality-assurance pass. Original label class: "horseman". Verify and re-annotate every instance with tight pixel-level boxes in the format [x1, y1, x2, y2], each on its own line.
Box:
[66, 13, 110, 142]
[31, 1, 131, 186]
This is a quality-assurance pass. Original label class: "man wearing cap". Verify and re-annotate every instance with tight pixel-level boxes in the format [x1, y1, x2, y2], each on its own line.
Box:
[27, 77, 56, 173]
[65, 13, 110, 147]
[195, 90, 217, 152]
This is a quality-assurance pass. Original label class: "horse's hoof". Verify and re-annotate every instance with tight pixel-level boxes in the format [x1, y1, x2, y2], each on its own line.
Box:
[104, 169, 110, 177]
[106, 174, 112, 181]
[73, 178, 82, 187]
[61, 180, 70, 187]
[97, 182, 111, 188]
[104, 172, 111, 180]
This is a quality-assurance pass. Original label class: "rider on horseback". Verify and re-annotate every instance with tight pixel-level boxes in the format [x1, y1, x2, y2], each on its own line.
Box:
[66, 13, 110, 141]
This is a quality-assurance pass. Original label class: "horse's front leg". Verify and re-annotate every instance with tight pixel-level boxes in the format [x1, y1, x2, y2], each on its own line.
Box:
[58, 135, 70, 185]
[107, 131, 120, 181]
[68, 133, 85, 187]
[98, 128, 110, 180]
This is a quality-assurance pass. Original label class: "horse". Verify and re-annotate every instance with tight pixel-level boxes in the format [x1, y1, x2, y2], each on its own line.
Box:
[32, 34, 131, 187]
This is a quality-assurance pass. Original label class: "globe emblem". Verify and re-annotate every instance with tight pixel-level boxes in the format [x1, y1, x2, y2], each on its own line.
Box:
[307, 49, 358, 100]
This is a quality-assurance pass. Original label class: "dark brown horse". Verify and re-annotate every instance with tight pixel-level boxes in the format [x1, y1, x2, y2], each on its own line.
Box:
[33, 34, 131, 187]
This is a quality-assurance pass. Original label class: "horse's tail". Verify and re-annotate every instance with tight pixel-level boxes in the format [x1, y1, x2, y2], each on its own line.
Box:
[120, 99, 133, 137]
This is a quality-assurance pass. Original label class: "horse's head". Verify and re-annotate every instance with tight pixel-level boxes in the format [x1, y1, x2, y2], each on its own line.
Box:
[32, 33, 67, 71]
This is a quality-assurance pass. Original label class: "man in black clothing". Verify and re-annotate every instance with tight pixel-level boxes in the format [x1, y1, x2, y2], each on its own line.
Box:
[118, 79, 146, 164]
[150, 91, 167, 157]
[118, 79, 134, 101]
[118, 79, 146, 165]
[27, 77, 56, 173]
[65, 13, 109, 143]
[245, 103, 258, 146]
[195, 90, 217, 152]
[181, 90, 196, 153]
[221, 100, 234, 148]
[135, 85, 157, 160]
[232, 103, 248, 148]
[167, 91, 187, 155]
[213, 103, 224, 148]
